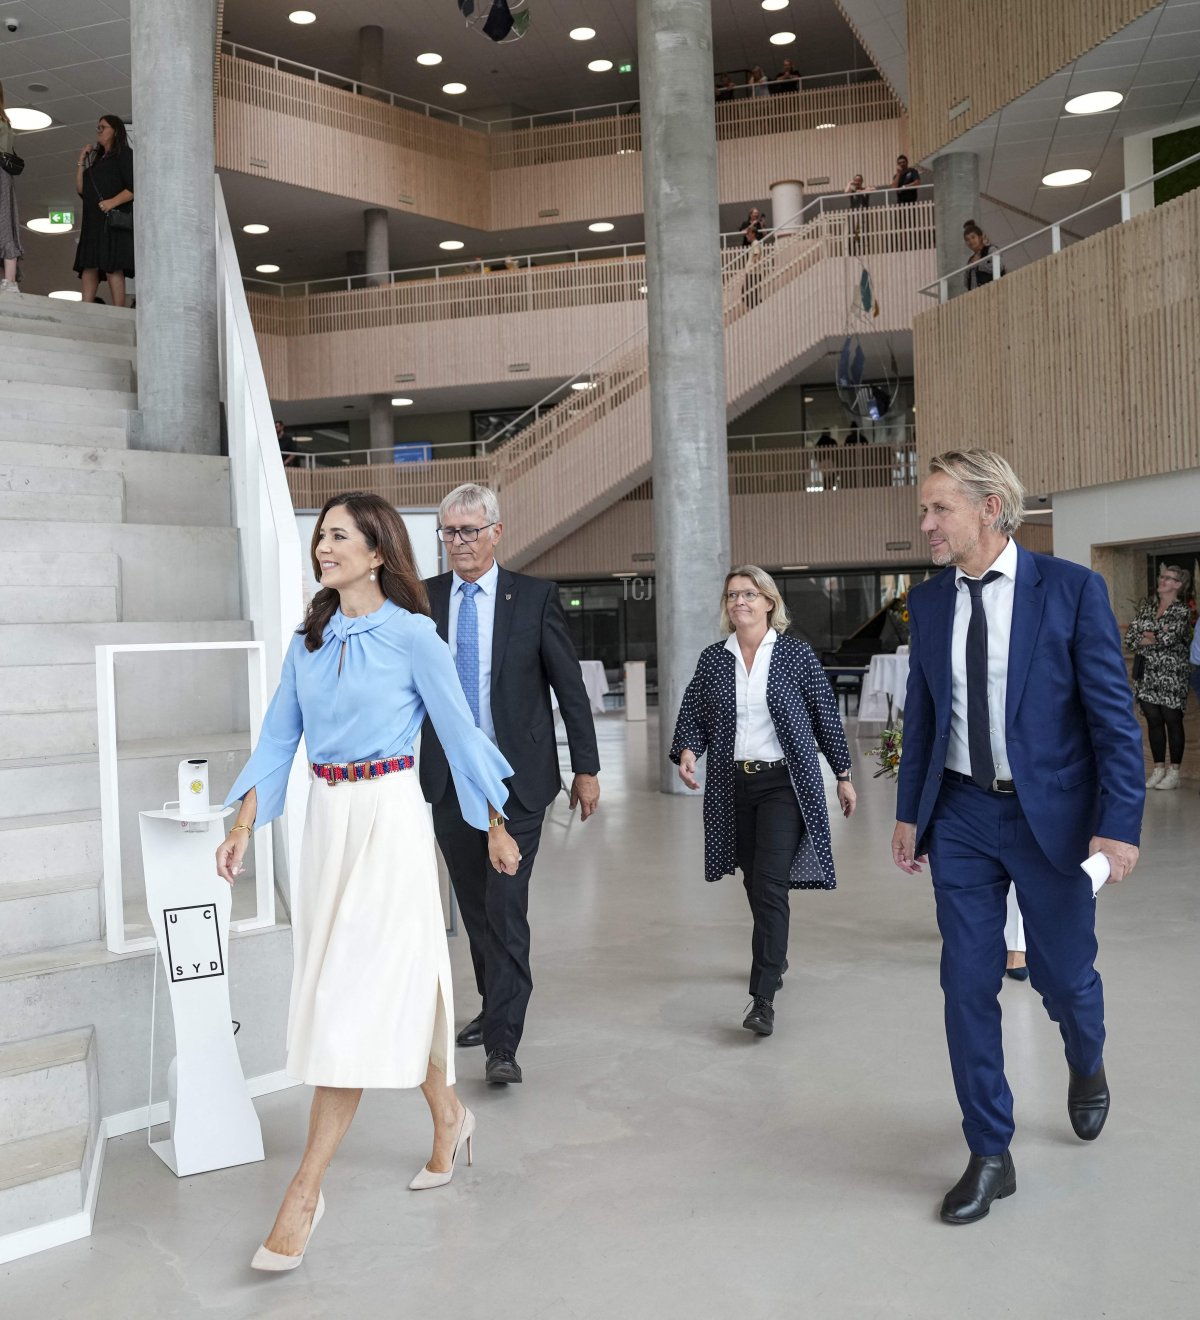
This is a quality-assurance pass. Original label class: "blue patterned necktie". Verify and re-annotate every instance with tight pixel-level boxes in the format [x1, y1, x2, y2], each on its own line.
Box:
[455, 581, 482, 726]
[964, 571, 1003, 787]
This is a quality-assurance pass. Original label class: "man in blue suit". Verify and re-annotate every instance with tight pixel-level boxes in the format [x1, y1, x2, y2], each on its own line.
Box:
[892, 449, 1145, 1225]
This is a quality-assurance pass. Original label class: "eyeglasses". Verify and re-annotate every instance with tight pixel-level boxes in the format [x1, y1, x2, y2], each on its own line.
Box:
[437, 522, 496, 544]
[726, 590, 762, 604]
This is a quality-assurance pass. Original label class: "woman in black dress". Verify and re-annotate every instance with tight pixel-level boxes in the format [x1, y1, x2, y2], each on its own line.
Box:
[73, 115, 134, 306]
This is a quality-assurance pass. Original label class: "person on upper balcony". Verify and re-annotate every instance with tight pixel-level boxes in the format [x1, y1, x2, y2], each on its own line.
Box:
[845, 174, 871, 210]
[715, 73, 737, 103]
[773, 60, 800, 92]
[963, 220, 1006, 290]
[748, 66, 770, 99]
[73, 114, 134, 307]
[891, 154, 920, 203]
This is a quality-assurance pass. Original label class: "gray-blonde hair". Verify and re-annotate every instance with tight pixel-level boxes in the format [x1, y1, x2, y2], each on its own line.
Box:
[1161, 564, 1192, 597]
[928, 449, 1026, 534]
[720, 565, 791, 635]
[439, 482, 500, 526]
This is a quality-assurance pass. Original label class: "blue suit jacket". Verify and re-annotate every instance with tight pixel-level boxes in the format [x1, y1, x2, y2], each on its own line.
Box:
[895, 545, 1145, 874]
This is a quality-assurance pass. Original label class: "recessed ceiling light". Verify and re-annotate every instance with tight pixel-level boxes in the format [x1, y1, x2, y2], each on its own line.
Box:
[242, 223, 269, 235]
[762, 0, 789, 9]
[48, 290, 83, 301]
[26, 83, 50, 94]
[439, 239, 465, 250]
[570, 381, 595, 390]
[638, 284, 647, 294]
[255, 264, 280, 274]
[1064, 90, 1123, 115]
[815, 122, 836, 130]
[588, 221, 614, 232]
[27, 217, 73, 234]
[803, 396, 814, 403]
[570, 26, 596, 40]
[769, 31, 796, 45]
[7, 108, 53, 130]
[288, 10, 316, 23]
[442, 82, 467, 95]
[1042, 168, 1092, 187]
[588, 59, 614, 73]
[416, 52, 442, 66]
[391, 397, 414, 406]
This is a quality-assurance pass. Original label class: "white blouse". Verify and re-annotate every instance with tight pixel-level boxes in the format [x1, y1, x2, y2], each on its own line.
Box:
[725, 630, 785, 761]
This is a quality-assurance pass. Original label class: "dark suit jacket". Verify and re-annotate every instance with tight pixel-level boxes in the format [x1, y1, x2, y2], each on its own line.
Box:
[419, 566, 600, 816]
[896, 544, 1145, 874]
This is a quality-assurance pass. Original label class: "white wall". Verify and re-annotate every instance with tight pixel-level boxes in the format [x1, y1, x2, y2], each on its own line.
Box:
[295, 509, 442, 605]
[1054, 470, 1200, 568]
[1123, 110, 1200, 217]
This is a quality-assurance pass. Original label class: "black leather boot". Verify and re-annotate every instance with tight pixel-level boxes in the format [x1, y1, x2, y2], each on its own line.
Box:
[939, 1151, 1016, 1225]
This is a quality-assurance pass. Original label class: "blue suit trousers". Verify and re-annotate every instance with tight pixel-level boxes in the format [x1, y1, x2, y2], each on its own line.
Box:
[928, 777, 1105, 1154]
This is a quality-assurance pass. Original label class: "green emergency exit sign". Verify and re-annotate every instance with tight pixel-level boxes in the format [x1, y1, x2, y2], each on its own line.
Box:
[49, 209, 75, 226]
[619, 62, 633, 73]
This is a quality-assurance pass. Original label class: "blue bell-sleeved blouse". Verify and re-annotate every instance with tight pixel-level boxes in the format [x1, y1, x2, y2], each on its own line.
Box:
[225, 599, 512, 831]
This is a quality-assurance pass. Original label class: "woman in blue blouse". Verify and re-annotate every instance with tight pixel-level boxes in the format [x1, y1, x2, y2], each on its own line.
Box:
[670, 566, 856, 1038]
[216, 492, 519, 1271]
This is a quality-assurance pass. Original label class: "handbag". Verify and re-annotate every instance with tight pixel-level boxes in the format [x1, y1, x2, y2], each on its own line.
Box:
[88, 165, 132, 231]
[1131, 652, 1145, 683]
[0, 150, 24, 176]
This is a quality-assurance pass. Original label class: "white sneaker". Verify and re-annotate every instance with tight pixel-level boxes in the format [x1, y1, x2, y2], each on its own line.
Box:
[0, 279, 18, 294]
[1146, 767, 1165, 788]
[1155, 768, 1180, 791]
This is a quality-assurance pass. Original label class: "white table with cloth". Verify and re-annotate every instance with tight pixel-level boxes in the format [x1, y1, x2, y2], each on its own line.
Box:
[551, 660, 611, 718]
[858, 649, 910, 722]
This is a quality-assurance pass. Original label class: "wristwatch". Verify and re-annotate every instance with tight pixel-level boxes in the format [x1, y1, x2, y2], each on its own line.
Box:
[835, 770, 853, 783]
[488, 813, 505, 829]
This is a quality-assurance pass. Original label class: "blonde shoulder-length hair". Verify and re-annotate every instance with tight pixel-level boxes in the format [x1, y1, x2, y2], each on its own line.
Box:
[719, 565, 791, 636]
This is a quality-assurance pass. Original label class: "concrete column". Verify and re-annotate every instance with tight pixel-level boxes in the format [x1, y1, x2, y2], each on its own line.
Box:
[933, 151, 980, 298]
[357, 25, 384, 88]
[637, 0, 731, 793]
[770, 179, 804, 234]
[130, 0, 219, 454]
[368, 395, 393, 455]
[364, 208, 389, 287]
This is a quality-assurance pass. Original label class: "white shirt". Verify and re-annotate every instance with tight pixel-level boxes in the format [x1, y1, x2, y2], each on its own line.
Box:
[725, 629, 786, 761]
[448, 559, 499, 744]
[947, 537, 1018, 781]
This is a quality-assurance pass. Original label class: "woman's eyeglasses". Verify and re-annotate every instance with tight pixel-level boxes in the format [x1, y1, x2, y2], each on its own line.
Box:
[726, 590, 761, 604]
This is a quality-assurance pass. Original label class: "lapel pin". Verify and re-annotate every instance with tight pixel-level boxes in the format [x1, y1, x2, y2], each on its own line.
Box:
[505, 593, 512, 601]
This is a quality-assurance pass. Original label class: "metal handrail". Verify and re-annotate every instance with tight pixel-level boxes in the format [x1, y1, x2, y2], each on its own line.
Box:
[921, 148, 1200, 301]
[220, 40, 889, 135]
[243, 186, 935, 297]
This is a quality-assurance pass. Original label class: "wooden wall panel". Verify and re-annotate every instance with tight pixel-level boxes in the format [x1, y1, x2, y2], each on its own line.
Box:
[907, 0, 1159, 160]
[913, 188, 1200, 498]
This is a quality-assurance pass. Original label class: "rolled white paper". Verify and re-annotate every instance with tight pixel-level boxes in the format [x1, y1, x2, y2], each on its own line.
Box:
[1081, 852, 1110, 896]
[177, 758, 210, 821]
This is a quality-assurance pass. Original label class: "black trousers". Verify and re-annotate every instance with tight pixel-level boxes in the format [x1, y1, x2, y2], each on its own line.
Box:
[1140, 700, 1185, 765]
[433, 789, 545, 1054]
[734, 764, 804, 1001]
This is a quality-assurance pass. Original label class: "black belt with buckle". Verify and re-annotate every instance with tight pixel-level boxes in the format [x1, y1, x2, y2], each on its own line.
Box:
[737, 758, 788, 775]
[944, 767, 1016, 795]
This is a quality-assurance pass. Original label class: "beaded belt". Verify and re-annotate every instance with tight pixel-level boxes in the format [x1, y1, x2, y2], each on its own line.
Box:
[311, 755, 414, 785]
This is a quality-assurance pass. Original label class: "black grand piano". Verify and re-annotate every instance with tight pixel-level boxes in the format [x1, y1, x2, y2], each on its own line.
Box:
[822, 603, 906, 714]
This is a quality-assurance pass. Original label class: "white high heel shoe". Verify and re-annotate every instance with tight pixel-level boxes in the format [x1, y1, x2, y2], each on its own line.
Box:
[409, 1108, 475, 1190]
[250, 1192, 325, 1271]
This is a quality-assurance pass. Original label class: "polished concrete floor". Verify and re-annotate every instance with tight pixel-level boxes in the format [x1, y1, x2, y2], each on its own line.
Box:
[4, 714, 1198, 1319]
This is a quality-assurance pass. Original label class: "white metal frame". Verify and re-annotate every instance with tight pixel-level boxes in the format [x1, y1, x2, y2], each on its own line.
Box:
[96, 640, 273, 954]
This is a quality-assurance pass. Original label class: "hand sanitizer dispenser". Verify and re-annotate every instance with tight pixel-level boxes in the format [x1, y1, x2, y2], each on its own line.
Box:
[177, 759, 211, 831]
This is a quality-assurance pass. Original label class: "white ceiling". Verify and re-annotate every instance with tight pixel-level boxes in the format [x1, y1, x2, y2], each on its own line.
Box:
[828, 0, 905, 103]
[220, 0, 872, 117]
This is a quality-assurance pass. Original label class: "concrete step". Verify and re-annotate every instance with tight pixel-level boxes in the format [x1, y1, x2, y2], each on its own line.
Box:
[0, 663, 97, 714]
[0, 522, 240, 623]
[0, 464, 125, 526]
[0, 552, 120, 595]
[0, 355, 133, 393]
[0, 444, 230, 529]
[0, 810, 100, 883]
[0, 585, 120, 624]
[0, 753, 99, 821]
[3, 379, 138, 414]
[0, 291, 136, 345]
[0, 326, 135, 365]
[0, 878, 102, 959]
[0, 618, 253, 666]
[0, 710, 100, 759]
[0, 394, 132, 435]
[0, 1125, 91, 1236]
[0, 1028, 96, 1144]
[0, 418, 127, 449]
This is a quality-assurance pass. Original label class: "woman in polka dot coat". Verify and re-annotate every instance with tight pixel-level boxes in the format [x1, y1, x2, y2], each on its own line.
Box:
[670, 566, 856, 1036]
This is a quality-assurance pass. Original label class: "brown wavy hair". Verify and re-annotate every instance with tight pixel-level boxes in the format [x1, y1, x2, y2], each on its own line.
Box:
[300, 492, 430, 651]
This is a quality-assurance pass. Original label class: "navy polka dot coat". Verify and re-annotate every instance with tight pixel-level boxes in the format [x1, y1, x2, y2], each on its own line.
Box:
[669, 635, 852, 890]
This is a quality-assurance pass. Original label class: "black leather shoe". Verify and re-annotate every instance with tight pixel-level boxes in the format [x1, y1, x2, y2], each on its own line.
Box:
[455, 1013, 484, 1048]
[485, 1049, 522, 1084]
[1005, 966, 1030, 981]
[1068, 1063, 1109, 1140]
[939, 1151, 1016, 1225]
[776, 957, 790, 991]
[742, 997, 774, 1036]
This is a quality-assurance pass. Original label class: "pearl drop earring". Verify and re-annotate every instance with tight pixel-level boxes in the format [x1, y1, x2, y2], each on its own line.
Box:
[369, 569, 377, 582]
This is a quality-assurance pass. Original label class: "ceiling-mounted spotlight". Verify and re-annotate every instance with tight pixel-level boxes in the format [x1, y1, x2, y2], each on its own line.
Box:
[1041, 168, 1092, 187]
[1064, 90, 1123, 115]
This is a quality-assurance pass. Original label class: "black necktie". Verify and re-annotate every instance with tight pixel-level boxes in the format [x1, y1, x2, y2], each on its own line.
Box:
[964, 571, 1003, 787]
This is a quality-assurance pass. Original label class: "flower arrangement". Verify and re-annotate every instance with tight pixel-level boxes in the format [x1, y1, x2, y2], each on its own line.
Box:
[870, 723, 903, 779]
[887, 591, 910, 646]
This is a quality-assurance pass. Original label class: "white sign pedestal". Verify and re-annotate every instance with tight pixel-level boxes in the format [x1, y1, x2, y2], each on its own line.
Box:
[624, 661, 647, 722]
[139, 807, 265, 1177]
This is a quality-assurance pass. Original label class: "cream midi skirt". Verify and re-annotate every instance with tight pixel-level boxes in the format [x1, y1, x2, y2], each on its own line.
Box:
[286, 768, 454, 1089]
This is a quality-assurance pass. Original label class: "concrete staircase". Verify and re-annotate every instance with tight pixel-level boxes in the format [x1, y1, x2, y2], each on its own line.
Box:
[0, 292, 292, 1260]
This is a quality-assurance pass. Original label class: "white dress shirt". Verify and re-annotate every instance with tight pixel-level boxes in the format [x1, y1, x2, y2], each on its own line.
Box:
[947, 537, 1018, 781]
[726, 629, 786, 761]
[448, 559, 499, 744]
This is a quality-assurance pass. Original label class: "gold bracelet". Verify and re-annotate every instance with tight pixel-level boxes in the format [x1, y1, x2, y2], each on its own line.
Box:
[230, 824, 253, 836]
[488, 815, 505, 829]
